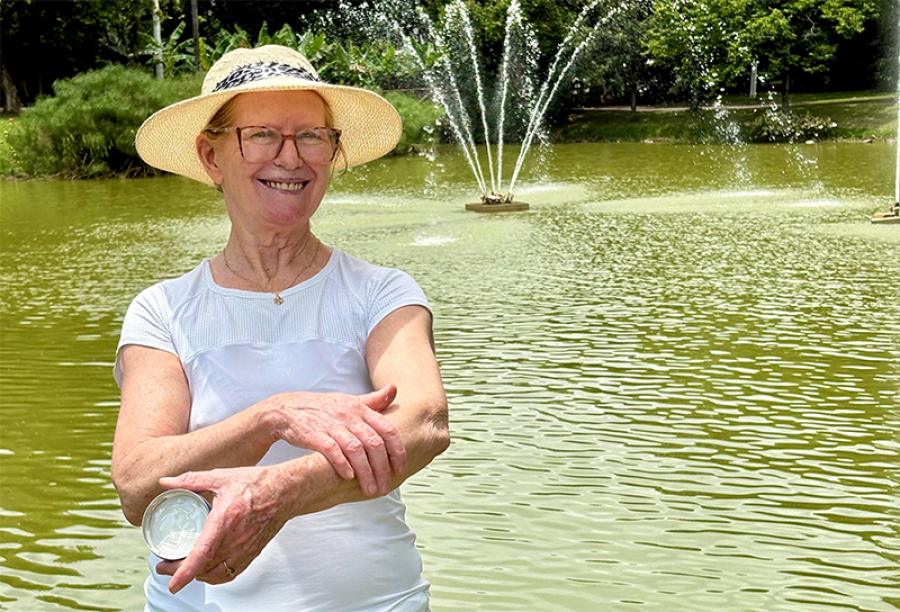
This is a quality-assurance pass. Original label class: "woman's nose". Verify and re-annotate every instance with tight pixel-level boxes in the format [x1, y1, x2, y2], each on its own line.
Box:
[273, 135, 305, 168]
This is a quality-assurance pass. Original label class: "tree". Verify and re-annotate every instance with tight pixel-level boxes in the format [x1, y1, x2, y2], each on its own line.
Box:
[579, 0, 655, 112]
[872, 0, 899, 90]
[744, 0, 880, 112]
[0, 0, 168, 106]
[191, 0, 200, 71]
[646, 0, 754, 111]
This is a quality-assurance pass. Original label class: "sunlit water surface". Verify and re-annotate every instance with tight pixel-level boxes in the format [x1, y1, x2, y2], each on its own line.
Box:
[1, 143, 899, 611]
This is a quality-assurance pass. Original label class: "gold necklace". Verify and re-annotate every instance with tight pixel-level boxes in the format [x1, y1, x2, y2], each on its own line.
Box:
[221, 239, 321, 305]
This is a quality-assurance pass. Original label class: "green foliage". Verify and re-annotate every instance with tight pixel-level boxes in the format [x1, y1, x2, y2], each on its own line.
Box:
[645, 0, 879, 109]
[555, 107, 704, 142]
[745, 0, 878, 89]
[554, 93, 894, 144]
[575, 0, 656, 108]
[1, 0, 159, 106]
[2, 63, 442, 179]
[0, 117, 22, 178]
[647, 0, 755, 106]
[6, 66, 202, 179]
[744, 109, 836, 142]
[383, 92, 445, 153]
[141, 20, 196, 78]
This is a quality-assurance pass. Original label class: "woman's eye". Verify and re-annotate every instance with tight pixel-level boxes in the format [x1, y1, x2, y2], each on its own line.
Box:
[247, 129, 277, 142]
[297, 131, 325, 143]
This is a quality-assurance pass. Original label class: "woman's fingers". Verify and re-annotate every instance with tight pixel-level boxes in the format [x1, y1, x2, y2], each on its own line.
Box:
[154, 466, 290, 593]
[160, 470, 218, 494]
[156, 472, 233, 591]
[357, 384, 398, 412]
[166, 523, 223, 594]
[304, 431, 355, 480]
[329, 424, 378, 496]
[275, 386, 405, 495]
[363, 411, 406, 476]
[346, 420, 394, 496]
[155, 558, 181, 577]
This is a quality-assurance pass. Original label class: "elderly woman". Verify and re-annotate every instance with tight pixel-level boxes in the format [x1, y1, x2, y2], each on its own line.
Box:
[111, 45, 449, 611]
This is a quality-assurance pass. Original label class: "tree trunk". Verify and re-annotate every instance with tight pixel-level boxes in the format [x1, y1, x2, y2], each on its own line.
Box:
[780, 71, 790, 115]
[690, 85, 700, 112]
[749, 62, 757, 99]
[153, 0, 164, 80]
[1, 66, 21, 113]
[630, 86, 637, 114]
[191, 0, 201, 71]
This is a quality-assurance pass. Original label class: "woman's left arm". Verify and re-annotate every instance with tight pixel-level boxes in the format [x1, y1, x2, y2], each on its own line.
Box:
[361, 303, 450, 479]
[158, 305, 449, 593]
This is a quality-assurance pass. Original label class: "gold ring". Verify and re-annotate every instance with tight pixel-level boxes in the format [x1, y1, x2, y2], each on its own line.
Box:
[223, 561, 235, 577]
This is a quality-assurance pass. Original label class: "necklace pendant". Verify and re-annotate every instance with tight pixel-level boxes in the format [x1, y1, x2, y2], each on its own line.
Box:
[273, 294, 285, 306]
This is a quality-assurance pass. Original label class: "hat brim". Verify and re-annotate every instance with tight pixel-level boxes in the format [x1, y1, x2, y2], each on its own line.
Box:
[135, 78, 402, 185]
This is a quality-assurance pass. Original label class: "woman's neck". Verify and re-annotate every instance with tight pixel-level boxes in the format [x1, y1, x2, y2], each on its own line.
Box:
[216, 225, 328, 292]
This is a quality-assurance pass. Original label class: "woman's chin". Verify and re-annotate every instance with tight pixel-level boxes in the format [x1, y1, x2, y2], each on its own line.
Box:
[260, 198, 321, 230]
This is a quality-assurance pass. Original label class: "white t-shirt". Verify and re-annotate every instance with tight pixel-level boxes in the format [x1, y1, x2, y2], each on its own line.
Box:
[115, 248, 432, 612]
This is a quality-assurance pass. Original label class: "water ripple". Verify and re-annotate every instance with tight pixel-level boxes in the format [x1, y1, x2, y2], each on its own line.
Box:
[3, 146, 900, 611]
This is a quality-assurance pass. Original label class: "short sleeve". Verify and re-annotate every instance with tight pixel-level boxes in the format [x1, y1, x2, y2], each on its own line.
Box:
[366, 268, 431, 337]
[113, 285, 177, 388]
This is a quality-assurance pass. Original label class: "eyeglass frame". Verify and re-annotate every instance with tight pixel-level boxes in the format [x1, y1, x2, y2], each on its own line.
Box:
[205, 125, 343, 164]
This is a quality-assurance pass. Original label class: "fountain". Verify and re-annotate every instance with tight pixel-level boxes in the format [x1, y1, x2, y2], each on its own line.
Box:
[359, 0, 619, 212]
[872, 30, 900, 224]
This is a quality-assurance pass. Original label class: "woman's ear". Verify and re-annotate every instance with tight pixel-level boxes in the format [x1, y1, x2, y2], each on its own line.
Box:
[196, 134, 224, 186]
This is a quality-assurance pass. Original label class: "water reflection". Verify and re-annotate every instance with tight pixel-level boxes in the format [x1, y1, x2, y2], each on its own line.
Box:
[1, 143, 899, 611]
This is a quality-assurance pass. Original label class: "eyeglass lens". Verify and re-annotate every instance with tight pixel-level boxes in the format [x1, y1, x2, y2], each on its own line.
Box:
[238, 127, 339, 164]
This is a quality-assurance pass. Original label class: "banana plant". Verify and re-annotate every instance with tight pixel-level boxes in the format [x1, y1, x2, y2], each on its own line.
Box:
[140, 21, 194, 78]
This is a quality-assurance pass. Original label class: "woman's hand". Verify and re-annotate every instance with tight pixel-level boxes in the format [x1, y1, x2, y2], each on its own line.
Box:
[264, 384, 406, 497]
[155, 467, 290, 594]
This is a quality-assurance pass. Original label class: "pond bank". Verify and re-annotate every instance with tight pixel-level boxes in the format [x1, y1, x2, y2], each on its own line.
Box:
[3, 92, 897, 180]
[555, 93, 896, 144]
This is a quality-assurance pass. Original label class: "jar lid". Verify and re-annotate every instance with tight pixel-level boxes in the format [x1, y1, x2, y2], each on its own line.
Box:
[141, 489, 210, 561]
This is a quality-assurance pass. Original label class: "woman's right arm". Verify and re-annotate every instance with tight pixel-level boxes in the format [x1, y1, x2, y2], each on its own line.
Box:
[111, 344, 404, 526]
[112, 345, 279, 525]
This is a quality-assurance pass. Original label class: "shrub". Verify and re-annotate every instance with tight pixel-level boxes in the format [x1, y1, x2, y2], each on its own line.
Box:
[745, 109, 836, 143]
[6, 63, 443, 179]
[383, 91, 445, 154]
[0, 117, 22, 178]
[7, 66, 202, 179]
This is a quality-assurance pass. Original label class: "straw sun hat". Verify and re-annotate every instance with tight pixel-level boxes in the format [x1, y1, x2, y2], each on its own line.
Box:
[135, 45, 402, 185]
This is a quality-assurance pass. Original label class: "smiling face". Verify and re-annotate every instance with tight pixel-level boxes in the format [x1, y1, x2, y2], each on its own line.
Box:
[197, 90, 333, 234]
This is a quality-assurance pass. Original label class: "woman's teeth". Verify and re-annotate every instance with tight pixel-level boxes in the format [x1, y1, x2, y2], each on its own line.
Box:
[262, 180, 306, 191]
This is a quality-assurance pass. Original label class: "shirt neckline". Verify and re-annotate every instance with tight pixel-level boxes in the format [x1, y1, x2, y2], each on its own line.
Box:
[202, 247, 339, 300]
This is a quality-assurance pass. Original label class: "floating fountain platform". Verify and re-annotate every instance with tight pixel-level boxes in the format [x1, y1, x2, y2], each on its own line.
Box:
[871, 205, 900, 224]
[465, 194, 530, 213]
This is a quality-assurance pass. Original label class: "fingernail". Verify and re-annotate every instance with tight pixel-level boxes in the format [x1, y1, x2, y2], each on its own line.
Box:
[366, 484, 377, 496]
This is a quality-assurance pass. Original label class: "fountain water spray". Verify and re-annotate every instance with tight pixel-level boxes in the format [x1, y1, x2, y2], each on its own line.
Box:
[507, 0, 621, 200]
[896, 35, 900, 205]
[358, 0, 617, 211]
[872, 24, 900, 223]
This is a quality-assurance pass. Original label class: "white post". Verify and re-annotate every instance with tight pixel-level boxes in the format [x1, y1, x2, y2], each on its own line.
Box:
[749, 61, 758, 99]
[153, 0, 164, 80]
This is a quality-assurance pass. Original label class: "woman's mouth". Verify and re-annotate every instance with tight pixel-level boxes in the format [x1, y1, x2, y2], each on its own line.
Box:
[260, 179, 309, 192]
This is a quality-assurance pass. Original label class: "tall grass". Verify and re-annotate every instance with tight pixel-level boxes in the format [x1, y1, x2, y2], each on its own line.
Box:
[0, 117, 21, 178]
[6, 66, 202, 179]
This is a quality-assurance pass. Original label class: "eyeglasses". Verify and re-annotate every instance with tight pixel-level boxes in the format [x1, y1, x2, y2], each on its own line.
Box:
[207, 126, 342, 165]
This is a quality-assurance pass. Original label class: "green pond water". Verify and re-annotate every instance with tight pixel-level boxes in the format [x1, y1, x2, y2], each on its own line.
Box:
[1, 142, 899, 611]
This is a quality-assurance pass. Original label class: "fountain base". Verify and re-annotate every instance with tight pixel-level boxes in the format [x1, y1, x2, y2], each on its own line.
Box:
[465, 201, 530, 212]
[465, 197, 530, 213]
[872, 205, 900, 224]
